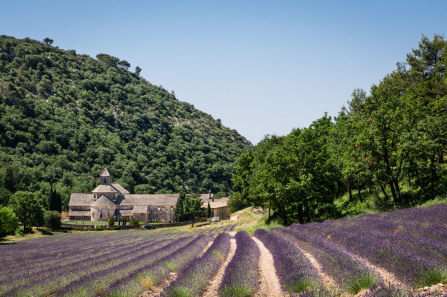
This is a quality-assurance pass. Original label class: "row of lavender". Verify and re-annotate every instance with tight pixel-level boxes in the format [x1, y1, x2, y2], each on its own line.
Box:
[0, 226, 236, 297]
[289, 203, 447, 287]
[218, 231, 260, 297]
[159, 230, 260, 297]
[255, 203, 447, 296]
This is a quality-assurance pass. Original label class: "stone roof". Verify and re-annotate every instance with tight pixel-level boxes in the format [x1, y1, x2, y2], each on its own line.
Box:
[69, 194, 93, 207]
[69, 210, 91, 217]
[121, 194, 178, 206]
[115, 209, 133, 216]
[91, 195, 116, 207]
[101, 168, 111, 177]
[199, 193, 213, 203]
[202, 197, 229, 209]
[133, 205, 148, 213]
[111, 182, 129, 194]
[92, 184, 119, 193]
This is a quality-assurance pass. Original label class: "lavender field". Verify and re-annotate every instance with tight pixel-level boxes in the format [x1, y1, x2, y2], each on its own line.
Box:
[1, 204, 447, 297]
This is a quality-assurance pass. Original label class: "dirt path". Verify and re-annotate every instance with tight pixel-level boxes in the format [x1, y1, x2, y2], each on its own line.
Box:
[140, 239, 214, 297]
[293, 242, 338, 292]
[352, 253, 407, 290]
[252, 237, 285, 297]
[201, 237, 237, 297]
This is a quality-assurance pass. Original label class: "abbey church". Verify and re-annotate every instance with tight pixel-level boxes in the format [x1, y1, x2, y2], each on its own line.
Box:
[69, 168, 177, 223]
[69, 168, 230, 223]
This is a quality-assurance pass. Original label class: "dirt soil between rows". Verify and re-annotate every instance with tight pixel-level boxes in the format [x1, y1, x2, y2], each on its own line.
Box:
[252, 237, 286, 297]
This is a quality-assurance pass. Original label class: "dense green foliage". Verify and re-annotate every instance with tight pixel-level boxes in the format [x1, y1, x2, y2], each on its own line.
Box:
[44, 210, 61, 230]
[0, 36, 250, 211]
[129, 217, 139, 225]
[9, 191, 44, 233]
[107, 215, 115, 226]
[174, 191, 203, 226]
[0, 206, 19, 237]
[231, 35, 447, 225]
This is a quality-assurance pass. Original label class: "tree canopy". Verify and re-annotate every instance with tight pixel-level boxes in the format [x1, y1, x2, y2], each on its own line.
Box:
[231, 34, 447, 225]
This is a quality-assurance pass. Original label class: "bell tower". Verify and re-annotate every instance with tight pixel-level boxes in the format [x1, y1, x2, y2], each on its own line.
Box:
[100, 168, 112, 185]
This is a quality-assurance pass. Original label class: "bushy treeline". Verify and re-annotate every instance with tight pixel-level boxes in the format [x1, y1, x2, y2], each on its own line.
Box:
[230, 35, 447, 225]
[0, 36, 251, 212]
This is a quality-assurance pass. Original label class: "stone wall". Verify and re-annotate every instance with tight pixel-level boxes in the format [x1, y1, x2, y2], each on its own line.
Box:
[91, 207, 115, 221]
[148, 206, 175, 223]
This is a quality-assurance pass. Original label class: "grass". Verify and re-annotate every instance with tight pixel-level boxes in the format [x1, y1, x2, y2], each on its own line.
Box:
[232, 207, 281, 236]
[286, 279, 320, 293]
[220, 284, 254, 297]
[0, 227, 69, 243]
[346, 274, 377, 294]
[63, 220, 108, 226]
[164, 287, 194, 297]
[419, 269, 447, 287]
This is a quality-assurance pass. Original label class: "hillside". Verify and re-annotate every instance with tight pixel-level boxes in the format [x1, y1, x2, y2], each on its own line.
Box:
[0, 36, 251, 210]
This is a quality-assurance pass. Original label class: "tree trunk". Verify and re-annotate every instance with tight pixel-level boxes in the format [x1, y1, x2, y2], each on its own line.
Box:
[281, 206, 288, 226]
[297, 204, 304, 224]
[347, 180, 353, 202]
[357, 186, 362, 202]
[380, 184, 390, 200]
[303, 199, 310, 223]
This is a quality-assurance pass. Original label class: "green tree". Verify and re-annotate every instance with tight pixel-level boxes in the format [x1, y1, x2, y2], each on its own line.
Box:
[129, 217, 139, 225]
[206, 201, 211, 218]
[174, 191, 186, 222]
[0, 206, 19, 237]
[9, 191, 44, 233]
[96, 53, 119, 68]
[108, 215, 115, 226]
[43, 37, 53, 46]
[44, 210, 61, 230]
[183, 195, 203, 227]
[135, 66, 142, 76]
[48, 186, 62, 212]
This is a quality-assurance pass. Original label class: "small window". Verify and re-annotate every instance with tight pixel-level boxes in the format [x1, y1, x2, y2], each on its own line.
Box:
[92, 213, 95, 219]
[103, 178, 107, 183]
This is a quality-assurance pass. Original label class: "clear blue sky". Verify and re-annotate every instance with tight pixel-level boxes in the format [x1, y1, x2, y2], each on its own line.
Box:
[1, 1, 446, 144]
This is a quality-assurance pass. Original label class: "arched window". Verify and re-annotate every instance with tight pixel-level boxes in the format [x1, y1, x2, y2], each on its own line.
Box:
[100, 213, 102, 219]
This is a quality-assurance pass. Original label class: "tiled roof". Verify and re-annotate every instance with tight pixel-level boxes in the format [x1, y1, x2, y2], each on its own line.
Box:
[69, 210, 91, 216]
[92, 184, 119, 193]
[100, 168, 111, 177]
[115, 209, 133, 216]
[202, 197, 229, 209]
[69, 194, 93, 207]
[121, 194, 178, 206]
[133, 205, 148, 213]
[91, 195, 116, 207]
[199, 193, 213, 203]
[111, 182, 129, 194]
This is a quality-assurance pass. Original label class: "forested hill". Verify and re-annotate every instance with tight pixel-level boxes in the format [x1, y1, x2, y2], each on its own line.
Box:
[0, 35, 251, 210]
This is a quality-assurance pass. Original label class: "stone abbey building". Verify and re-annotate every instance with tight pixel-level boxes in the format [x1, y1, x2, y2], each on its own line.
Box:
[69, 168, 230, 223]
[69, 168, 177, 223]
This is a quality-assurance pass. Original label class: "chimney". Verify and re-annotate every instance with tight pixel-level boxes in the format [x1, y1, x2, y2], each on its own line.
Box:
[209, 189, 214, 202]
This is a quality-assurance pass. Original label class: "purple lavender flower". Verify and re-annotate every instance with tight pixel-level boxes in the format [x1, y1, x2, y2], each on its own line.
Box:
[218, 231, 260, 297]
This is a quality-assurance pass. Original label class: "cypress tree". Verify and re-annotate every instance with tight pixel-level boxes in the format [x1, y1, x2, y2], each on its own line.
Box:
[206, 201, 211, 218]
[174, 191, 186, 222]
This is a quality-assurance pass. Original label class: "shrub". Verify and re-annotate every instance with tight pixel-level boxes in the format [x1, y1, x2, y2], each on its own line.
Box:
[108, 216, 115, 226]
[44, 210, 61, 231]
[129, 217, 139, 225]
